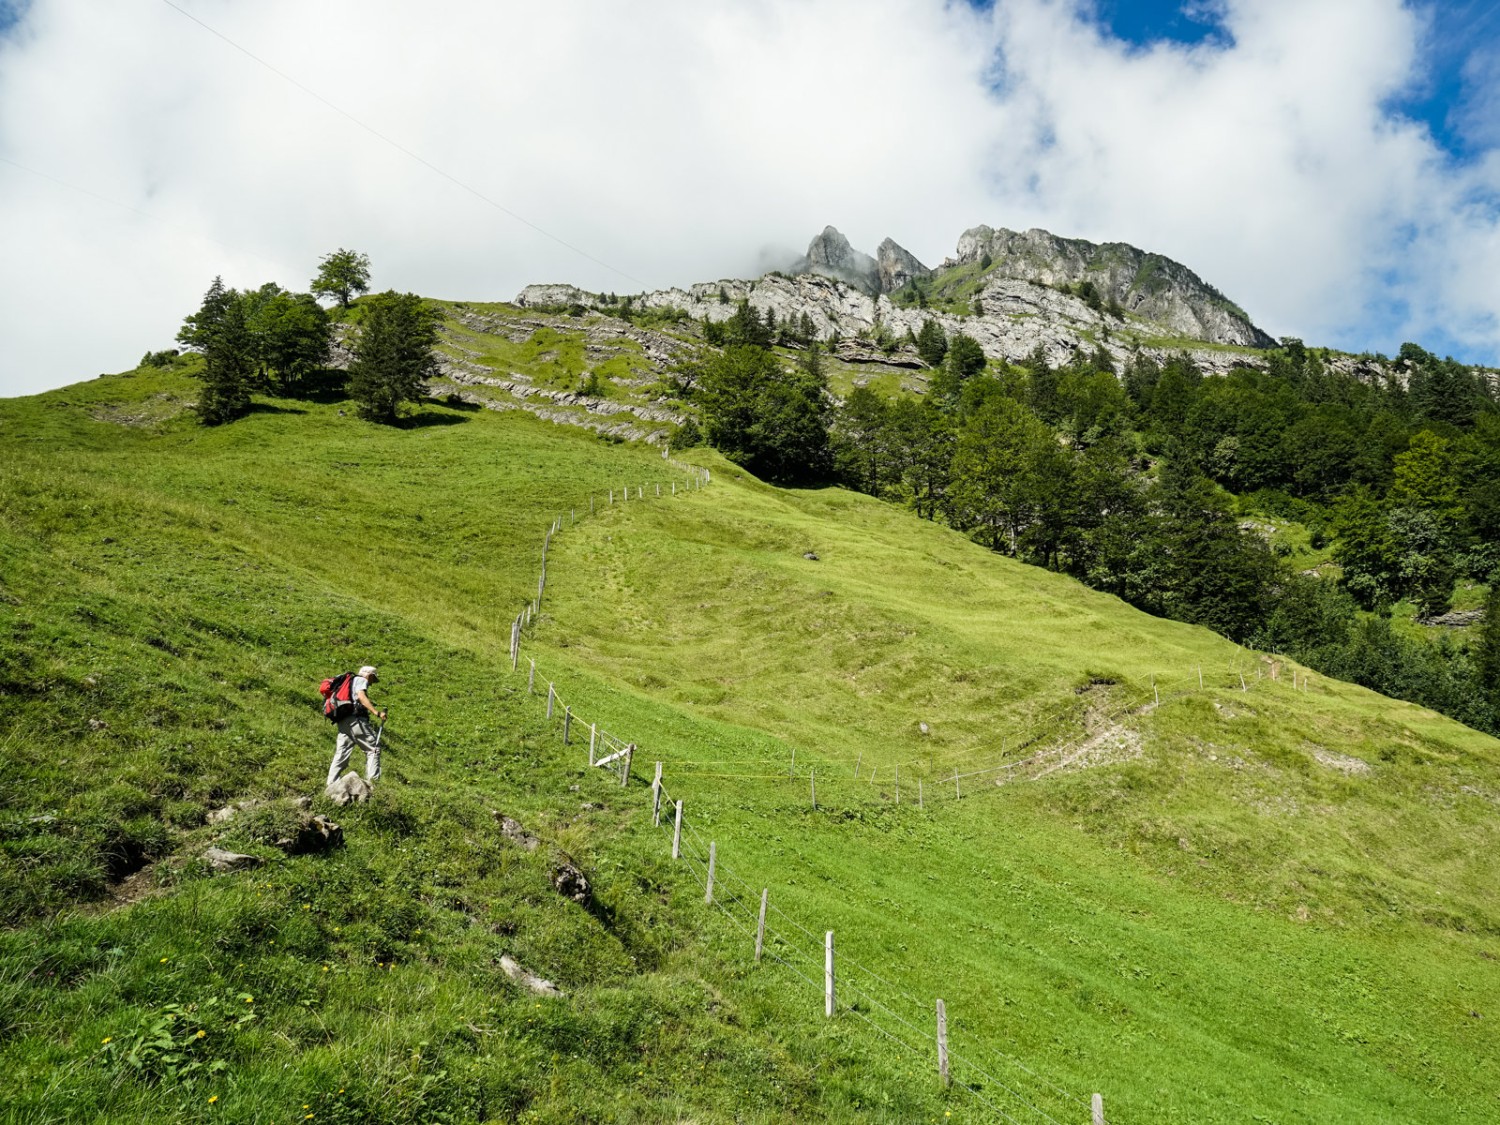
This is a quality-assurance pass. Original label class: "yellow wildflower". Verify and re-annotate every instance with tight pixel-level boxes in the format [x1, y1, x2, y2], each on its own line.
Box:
[101, 1036, 112, 1044]
[196, 1030, 207, 1039]
[208, 1095, 218, 1104]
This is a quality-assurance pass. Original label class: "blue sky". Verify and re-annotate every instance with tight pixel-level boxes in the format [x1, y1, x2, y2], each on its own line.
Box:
[1, 0, 1498, 395]
[1094, 0, 1500, 160]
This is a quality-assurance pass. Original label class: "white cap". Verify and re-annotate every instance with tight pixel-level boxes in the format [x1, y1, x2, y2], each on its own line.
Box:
[358, 665, 378, 679]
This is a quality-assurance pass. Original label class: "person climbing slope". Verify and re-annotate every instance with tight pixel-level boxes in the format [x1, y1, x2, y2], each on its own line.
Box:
[326, 664, 387, 788]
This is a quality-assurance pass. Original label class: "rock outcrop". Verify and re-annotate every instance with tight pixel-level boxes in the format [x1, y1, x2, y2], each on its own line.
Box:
[875, 237, 930, 294]
[949, 225, 1274, 347]
[325, 774, 373, 806]
[792, 226, 880, 293]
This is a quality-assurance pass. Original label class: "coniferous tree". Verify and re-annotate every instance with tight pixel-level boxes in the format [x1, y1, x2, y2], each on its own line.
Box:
[178, 276, 254, 425]
[349, 292, 441, 423]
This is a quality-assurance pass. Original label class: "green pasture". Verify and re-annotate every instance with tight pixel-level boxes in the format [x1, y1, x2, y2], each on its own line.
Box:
[1, 363, 1498, 1122]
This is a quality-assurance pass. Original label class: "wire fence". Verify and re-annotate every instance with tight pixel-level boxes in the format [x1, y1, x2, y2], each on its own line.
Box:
[498, 460, 1316, 1123]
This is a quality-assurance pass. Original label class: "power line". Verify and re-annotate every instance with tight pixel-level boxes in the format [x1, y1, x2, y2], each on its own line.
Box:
[158, 0, 645, 287]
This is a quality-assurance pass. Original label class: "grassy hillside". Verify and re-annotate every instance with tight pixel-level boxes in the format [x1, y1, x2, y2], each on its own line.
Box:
[2, 361, 1498, 1123]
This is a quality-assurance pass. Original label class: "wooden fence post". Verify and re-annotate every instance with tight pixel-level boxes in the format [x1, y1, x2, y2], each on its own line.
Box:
[1198, 664, 1203, 688]
[656, 484, 661, 497]
[706, 842, 716, 904]
[825, 931, 835, 1017]
[562, 706, 571, 745]
[589, 723, 597, 765]
[1154, 679, 1160, 706]
[1240, 672, 1247, 692]
[790, 747, 795, 779]
[609, 488, 613, 504]
[652, 762, 663, 826]
[855, 751, 861, 778]
[546, 684, 554, 719]
[528, 660, 536, 694]
[510, 619, 520, 671]
[1092, 1093, 1105, 1125]
[936, 999, 950, 1088]
[954, 769, 960, 799]
[621, 743, 634, 787]
[755, 889, 768, 963]
[672, 800, 683, 859]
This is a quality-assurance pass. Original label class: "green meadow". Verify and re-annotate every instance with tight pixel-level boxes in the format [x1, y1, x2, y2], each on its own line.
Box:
[2, 358, 1498, 1123]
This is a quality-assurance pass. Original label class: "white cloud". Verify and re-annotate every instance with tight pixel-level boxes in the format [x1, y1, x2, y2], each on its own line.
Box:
[0, 0, 1497, 397]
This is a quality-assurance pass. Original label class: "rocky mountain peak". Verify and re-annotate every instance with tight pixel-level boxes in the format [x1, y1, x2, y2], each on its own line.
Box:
[875, 238, 930, 294]
[949, 225, 1273, 348]
[793, 226, 880, 293]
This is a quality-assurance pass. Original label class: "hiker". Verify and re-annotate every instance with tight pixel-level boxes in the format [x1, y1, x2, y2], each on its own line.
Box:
[326, 664, 387, 787]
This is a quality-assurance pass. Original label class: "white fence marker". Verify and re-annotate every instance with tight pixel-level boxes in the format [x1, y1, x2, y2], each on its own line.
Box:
[589, 723, 597, 765]
[825, 931, 835, 1017]
[672, 800, 683, 859]
[562, 706, 571, 744]
[546, 684, 555, 719]
[706, 841, 716, 904]
[755, 889, 768, 963]
[652, 762, 663, 826]
[528, 660, 536, 694]
[1093, 1093, 1105, 1125]
[936, 999, 950, 1088]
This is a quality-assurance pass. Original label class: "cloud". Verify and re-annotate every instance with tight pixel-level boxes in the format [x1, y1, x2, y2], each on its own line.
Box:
[0, 0, 1497, 397]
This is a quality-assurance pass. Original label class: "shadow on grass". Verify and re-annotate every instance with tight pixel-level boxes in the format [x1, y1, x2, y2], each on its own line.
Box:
[248, 402, 308, 416]
[280, 369, 351, 405]
[397, 411, 470, 429]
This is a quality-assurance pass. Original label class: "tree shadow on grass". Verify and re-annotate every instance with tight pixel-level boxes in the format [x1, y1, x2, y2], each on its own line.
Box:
[280, 368, 351, 405]
[247, 402, 308, 416]
[396, 411, 470, 429]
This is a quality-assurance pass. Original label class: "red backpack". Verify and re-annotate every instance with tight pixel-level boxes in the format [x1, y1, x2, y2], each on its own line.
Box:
[319, 672, 357, 723]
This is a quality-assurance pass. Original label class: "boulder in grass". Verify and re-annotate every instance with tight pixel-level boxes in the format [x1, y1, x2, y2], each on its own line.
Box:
[492, 811, 540, 851]
[550, 858, 591, 906]
[499, 954, 562, 996]
[275, 813, 344, 855]
[204, 847, 263, 873]
[325, 774, 373, 806]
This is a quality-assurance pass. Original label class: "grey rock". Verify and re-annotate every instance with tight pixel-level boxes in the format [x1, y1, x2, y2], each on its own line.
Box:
[803, 551, 819, 561]
[87, 718, 108, 731]
[275, 813, 343, 855]
[875, 237, 931, 294]
[949, 225, 1273, 347]
[494, 812, 540, 851]
[206, 805, 238, 825]
[792, 226, 880, 294]
[325, 774, 372, 806]
[551, 858, 592, 905]
[919, 722, 930, 735]
[204, 847, 263, 873]
[499, 954, 562, 996]
[1421, 609, 1484, 627]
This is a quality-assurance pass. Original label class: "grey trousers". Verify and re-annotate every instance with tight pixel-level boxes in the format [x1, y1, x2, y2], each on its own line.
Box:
[328, 715, 380, 785]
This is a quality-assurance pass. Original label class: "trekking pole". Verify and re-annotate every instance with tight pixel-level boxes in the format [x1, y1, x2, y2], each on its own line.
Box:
[374, 711, 387, 748]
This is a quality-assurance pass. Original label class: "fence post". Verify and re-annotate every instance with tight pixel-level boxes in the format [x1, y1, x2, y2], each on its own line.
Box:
[936, 999, 950, 1088]
[589, 723, 597, 765]
[609, 488, 613, 504]
[919, 779, 924, 809]
[1240, 672, 1247, 692]
[869, 767, 877, 787]
[672, 482, 676, 495]
[790, 747, 795, 779]
[528, 660, 536, 694]
[546, 684, 555, 719]
[854, 751, 861, 778]
[656, 484, 661, 497]
[621, 743, 634, 787]
[825, 931, 835, 1017]
[672, 800, 683, 859]
[652, 762, 663, 826]
[563, 706, 571, 745]
[954, 769, 960, 799]
[755, 889, 768, 963]
[706, 842, 716, 904]
[511, 619, 520, 671]
[1198, 664, 1203, 689]
[1092, 1093, 1105, 1125]
[1154, 680, 1160, 706]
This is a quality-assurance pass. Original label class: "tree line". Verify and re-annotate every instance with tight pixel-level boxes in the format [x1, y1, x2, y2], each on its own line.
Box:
[173, 249, 440, 425]
[683, 309, 1500, 735]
